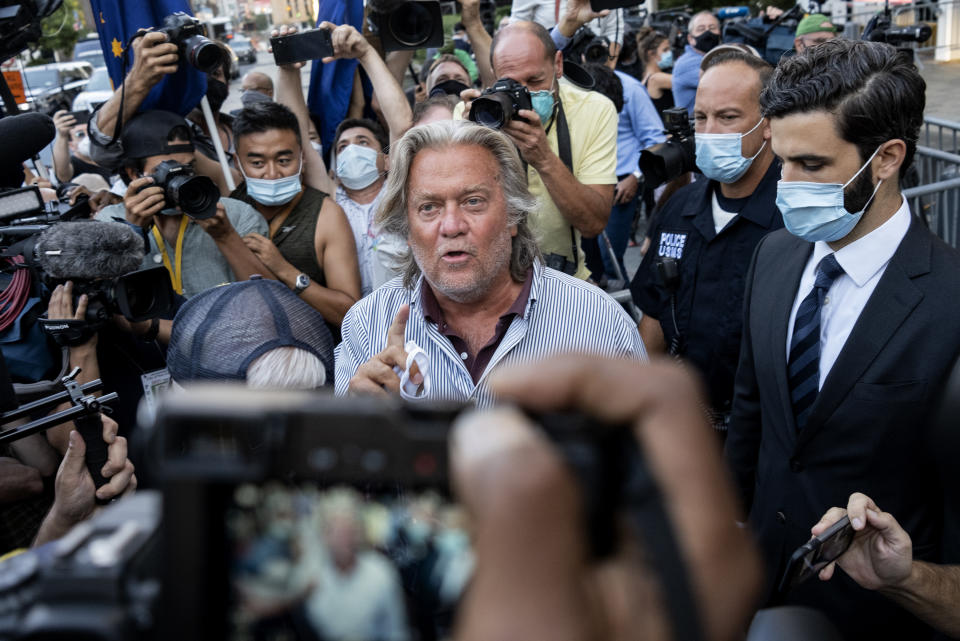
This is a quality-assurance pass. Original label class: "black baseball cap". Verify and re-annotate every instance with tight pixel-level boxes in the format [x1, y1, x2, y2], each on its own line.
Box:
[120, 110, 195, 160]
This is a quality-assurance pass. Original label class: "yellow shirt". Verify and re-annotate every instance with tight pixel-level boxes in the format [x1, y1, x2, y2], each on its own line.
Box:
[455, 78, 618, 279]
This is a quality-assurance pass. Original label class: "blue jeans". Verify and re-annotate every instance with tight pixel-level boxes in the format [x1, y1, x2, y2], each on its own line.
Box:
[601, 192, 639, 280]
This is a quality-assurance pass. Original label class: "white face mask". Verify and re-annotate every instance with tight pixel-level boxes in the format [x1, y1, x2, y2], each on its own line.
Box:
[76, 136, 92, 158]
[336, 144, 381, 190]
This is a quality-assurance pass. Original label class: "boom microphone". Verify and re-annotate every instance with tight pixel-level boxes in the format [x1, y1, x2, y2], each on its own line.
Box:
[0, 112, 56, 188]
[35, 221, 145, 281]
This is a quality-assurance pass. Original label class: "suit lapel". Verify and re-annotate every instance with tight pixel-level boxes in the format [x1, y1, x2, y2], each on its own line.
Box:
[797, 219, 930, 450]
[769, 236, 813, 435]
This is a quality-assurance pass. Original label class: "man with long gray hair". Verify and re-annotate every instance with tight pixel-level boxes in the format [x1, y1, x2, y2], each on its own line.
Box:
[334, 120, 645, 406]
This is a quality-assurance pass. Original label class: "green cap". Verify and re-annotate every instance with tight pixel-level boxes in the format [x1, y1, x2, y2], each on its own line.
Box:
[796, 13, 838, 37]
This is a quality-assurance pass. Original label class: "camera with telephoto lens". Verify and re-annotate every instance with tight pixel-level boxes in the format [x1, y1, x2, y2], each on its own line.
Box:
[367, 0, 444, 52]
[469, 77, 533, 129]
[638, 106, 698, 189]
[149, 160, 219, 220]
[158, 12, 222, 74]
[862, 4, 932, 58]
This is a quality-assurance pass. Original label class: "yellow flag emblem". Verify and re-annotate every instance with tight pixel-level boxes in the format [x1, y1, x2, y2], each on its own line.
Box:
[111, 38, 124, 58]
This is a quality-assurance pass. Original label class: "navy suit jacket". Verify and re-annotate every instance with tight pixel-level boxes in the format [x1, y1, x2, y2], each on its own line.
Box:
[726, 217, 960, 641]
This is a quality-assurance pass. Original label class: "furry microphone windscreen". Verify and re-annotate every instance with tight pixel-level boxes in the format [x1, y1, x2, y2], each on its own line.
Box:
[36, 221, 145, 280]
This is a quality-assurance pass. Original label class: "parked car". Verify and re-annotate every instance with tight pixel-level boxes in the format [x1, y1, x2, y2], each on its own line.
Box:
[72, 66, 113, 112]
[230, 34, 257, 65]
[20, 61, 94, 114]
[74, 37, 107, 69]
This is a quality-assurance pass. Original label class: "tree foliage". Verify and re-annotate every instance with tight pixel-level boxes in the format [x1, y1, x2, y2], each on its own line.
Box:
[36, 0, 85, 58]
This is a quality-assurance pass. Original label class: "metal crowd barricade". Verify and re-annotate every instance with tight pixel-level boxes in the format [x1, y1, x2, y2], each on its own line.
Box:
[904, 144, 960, 247]
[921, 116, 960, 152]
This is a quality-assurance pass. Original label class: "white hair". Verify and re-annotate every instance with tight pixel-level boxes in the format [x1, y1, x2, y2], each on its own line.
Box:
[245, 346, 326, 389]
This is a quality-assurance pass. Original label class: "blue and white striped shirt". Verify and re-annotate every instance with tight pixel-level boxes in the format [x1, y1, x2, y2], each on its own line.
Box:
[334, 260, 647, 407]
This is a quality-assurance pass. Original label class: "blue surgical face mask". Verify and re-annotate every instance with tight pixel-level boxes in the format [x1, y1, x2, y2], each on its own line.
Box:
[336, 144, 381, 190]
[530, 77, 557, 126]
[241, 155, 303, 206]
[777, 146, 883, 243]
[695, 118, 767, 183]
[657, 50, 674, 70]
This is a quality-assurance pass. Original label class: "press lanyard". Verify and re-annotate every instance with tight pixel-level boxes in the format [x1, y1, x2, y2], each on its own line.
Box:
[151, 216, 189, 295]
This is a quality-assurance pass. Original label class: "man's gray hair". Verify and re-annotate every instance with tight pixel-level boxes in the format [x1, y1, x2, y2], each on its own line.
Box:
[375, 119, 541, 288]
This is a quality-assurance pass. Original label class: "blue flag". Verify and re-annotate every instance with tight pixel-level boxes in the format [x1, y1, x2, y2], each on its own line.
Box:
[88, 0, 207, 116]
[307, 0, 366, 159]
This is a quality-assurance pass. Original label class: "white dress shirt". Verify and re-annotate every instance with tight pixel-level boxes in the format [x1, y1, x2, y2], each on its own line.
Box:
[785, 197, 911, 389]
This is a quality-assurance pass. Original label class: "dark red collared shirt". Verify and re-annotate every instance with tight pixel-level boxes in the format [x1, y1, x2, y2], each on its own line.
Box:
[420, 269, 534, 384]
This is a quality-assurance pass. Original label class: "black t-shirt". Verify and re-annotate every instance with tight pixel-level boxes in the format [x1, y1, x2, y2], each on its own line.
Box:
[70, 155, 112, 182]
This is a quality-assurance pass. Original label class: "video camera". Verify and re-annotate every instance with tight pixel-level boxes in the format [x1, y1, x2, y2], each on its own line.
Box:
[0, 386, 709, 641]
[649, 7, 692, 59]
[146, 160, 219, 220]
[367, 0, 444, 52]
[862, 1, 932, 60]
[158, 12, 222, 74]
[638, 106, 698, 188]
[468, 77, 533, 129]
[0, 186, 90, 230]
[563, 26, 611, 66]
[722, 4, 804, 65]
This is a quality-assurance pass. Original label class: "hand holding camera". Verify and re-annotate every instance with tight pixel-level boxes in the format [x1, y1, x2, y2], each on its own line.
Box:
[195, 201, 235, 242]
[128, 31, 179, 94]
[47, 282, 95, 351]
[320, 21, 373, 64]
[125, 176, 166, 227]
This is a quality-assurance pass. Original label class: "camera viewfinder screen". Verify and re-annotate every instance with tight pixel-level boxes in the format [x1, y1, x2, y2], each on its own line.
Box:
[227, 483, 472, 641]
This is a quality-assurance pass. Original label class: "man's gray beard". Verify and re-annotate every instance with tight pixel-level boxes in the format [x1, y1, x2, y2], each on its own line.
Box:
[411, 232, 514, 304]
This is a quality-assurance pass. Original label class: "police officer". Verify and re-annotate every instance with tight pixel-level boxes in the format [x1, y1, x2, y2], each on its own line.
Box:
[630, 45, 783, 430]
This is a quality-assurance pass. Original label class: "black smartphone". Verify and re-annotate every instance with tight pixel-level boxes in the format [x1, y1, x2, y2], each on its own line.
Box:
[271, 28, 334, 65]
[66, 110, 90, 125]
[590, 0, 643, 11]
[778, 515, 855, 594]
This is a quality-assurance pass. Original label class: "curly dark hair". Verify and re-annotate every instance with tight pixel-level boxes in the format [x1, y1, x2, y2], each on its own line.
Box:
[760, 39, 925, 178]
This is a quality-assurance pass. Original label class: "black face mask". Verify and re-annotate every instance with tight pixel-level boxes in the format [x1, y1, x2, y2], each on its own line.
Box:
[429, 79, 470, 98]
[206, 78, 229, 113]
[693, 30, 720, 53]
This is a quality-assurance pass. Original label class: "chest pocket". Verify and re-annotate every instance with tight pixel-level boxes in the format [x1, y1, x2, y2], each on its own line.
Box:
[657, 231, 688, 260]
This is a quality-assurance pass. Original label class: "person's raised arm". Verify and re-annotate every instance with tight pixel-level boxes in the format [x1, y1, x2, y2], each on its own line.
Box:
[459, 0, 495, 88]
[555, 0, 610, 39]
[271, 25, 336, 195]
[196, 202, 275, 282]
[52, 110, 77, 183]
[813, 493, 960, 638]
[93, 31, 179, 143]
[321, 22, 413, 145]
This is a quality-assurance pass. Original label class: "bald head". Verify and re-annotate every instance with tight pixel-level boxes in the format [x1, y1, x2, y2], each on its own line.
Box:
[491, 20, 557, 67]
[242, 71, 274, 99]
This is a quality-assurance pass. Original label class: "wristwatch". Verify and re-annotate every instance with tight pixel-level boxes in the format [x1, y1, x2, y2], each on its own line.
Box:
[293, 273, 310, 295]
[632, 169, 643, 181]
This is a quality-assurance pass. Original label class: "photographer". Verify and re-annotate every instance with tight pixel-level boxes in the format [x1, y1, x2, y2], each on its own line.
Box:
[630, 46, 781, 430]
[451, 355, 761, 641]
[94, 110, 271, 298]
[231, 102, 361, 327]
[459, 20, 618, 281]
[88, 30, 241, 195]
[793, 14, 837, 54]
[51, 110, 112, 184]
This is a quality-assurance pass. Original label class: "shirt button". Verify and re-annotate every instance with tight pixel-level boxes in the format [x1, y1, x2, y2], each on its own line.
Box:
[460, 352, 468, 360]
[824, 296, 830, 305]
[153, 254, 162, 264]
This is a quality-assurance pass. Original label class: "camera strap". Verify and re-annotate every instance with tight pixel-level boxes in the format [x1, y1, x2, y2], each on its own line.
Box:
[544, 100, 580, 272]
[151, 216, 189, 295]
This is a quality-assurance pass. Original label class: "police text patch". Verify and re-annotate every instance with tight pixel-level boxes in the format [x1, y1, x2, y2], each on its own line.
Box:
[658, 232, 687, 259]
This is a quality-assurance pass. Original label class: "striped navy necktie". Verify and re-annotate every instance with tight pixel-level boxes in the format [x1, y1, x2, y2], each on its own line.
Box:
[788, 253, 845, 431]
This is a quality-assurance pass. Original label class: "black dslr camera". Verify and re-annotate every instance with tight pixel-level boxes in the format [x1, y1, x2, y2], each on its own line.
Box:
[71, 267, 175, 325]
[150, 160, 219, 220]
[367, 0, 444, 52]
[469, 78, 533, 129]
[563, 26, 611, 65]
[158, 12, 221, 74]
[638, 106, 698, 188]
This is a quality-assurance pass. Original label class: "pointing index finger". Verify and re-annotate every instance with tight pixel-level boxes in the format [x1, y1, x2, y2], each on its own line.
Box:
[387, 304, 410, 350]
